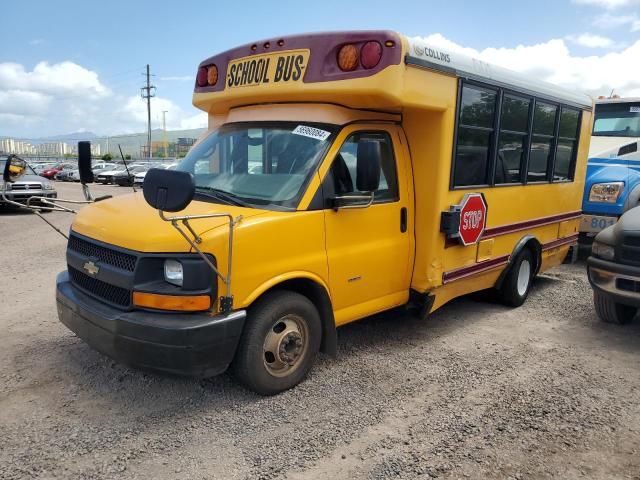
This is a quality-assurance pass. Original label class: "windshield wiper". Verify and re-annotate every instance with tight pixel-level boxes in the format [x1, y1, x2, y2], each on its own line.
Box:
[195, 186, 250, 207]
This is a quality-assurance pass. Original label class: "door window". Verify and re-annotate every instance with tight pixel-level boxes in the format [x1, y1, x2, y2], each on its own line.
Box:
[327, 131, 399, 203]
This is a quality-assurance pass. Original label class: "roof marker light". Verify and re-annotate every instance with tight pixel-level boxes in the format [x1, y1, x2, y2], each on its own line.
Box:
[264, 42, 271, 49]
[337, 44, 359, 72]
[277, 39, 285, 47]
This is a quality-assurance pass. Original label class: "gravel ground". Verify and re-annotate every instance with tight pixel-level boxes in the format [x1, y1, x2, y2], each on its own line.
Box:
[2, 182, 640, 479]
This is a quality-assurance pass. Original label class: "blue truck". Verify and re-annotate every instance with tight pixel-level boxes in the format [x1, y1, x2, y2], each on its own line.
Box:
[580, 97, 640, 245]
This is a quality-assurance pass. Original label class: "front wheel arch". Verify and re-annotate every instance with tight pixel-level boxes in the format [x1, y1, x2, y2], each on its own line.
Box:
[242, 277, 337, 357]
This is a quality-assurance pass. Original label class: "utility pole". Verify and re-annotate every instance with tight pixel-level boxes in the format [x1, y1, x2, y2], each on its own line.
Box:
[162, 110, 168, 159]
[140, 64, 155, 159]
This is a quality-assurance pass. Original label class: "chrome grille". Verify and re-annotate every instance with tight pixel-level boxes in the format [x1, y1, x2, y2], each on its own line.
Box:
[68, 266, 131, 307]
[68, 234, 137, 272]
[11, 183, 42, 190]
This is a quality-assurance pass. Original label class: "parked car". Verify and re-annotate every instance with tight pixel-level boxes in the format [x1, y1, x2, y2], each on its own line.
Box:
[0, 164, 57, 209]
[133, 163, 177, 186]
[95, 164, 143, 184]
[55, 169, 79, 182]
[113, 165, 148, 186]
[588, 206, 640, 324]
[41, 163, 75, 180]
[32, 163, 56, 175]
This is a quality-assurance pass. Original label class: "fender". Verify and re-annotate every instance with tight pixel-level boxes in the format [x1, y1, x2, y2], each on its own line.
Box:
[240, 271, 337, 356]
[494, 235, 541, 290]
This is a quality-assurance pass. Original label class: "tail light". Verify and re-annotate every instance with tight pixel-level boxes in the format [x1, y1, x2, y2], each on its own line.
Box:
[360, 41, 382, 69]
[337, 44, 359, 72]
[196, 64, 218, 87]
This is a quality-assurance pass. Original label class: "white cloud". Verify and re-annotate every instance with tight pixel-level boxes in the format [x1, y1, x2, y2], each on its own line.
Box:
[566, 33, 616, 48]
[573, 0, 640, 9]
[420, 33, 640, 97]
[0, 61, 206, 137]
[593, 12, 640, 30]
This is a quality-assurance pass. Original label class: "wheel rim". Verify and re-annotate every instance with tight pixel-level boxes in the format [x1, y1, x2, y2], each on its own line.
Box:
[263, 314, 309, 377]
[517, 259, 531, 296]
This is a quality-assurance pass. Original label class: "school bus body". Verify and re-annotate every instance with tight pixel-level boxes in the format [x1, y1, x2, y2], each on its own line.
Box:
[61, 31, 592, 392]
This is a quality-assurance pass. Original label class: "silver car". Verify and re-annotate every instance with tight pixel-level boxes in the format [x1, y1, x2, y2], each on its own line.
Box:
[1, 165, 57, 208]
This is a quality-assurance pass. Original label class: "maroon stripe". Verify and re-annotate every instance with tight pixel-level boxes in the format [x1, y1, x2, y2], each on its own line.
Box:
[482, 211, 582, 239]
[542, 233, 579, 251]
[442, 233, 579, 284]
[442, 255, 510, 284]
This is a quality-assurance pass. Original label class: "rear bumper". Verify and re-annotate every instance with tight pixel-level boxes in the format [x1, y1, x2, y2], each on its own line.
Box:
[587, 256, 640, 308]
[56, 271, 246, 377]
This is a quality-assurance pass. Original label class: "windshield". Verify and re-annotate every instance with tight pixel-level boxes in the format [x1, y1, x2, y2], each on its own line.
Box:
[176, 122, 336, 209]
[593, 102, 640, 137]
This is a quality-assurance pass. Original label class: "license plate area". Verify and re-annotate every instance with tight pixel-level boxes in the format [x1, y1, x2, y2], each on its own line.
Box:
[580, 214, 617, 233]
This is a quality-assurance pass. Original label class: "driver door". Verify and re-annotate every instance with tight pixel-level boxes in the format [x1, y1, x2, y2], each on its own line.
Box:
[321, 125, 412, 325]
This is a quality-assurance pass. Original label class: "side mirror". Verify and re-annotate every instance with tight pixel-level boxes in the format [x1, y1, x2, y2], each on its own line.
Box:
[356, 140, 381, 192]
[3, 155, 28, 183]
[78, 141, 93, 184]
[143, 169, 195, 212]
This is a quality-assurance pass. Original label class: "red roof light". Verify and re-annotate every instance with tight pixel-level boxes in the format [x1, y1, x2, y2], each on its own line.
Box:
[361, 41, 382, 69]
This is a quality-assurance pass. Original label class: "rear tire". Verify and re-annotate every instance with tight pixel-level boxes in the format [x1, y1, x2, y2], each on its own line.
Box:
[497, 249, 534, 307]
[232, 291, 321, 395]
[594, 290, 636, 324]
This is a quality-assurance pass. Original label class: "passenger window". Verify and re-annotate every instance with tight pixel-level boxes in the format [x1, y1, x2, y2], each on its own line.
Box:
[528, 101, 558, 182]
[555, 108, 580, 181]
[328, 131, 399, 203]
[495, 95, 531, 184]
[453, 84, 497, 187]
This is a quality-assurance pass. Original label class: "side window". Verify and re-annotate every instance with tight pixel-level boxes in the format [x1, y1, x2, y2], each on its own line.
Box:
[329, 131, 399, 203]
[528, 101, 558, 182]
[554, 108, 580, 181]
[453, 84, 498, 187]
[495, 94, 531, 184]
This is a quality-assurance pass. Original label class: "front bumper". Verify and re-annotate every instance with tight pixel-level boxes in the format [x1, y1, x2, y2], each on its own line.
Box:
[587, 256, 640, 308]
[1, 190, 57, 204]
[56, 271, 246, 377]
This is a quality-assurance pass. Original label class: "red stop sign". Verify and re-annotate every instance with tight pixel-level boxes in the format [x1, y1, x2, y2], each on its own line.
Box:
[458, 193, 487, 246]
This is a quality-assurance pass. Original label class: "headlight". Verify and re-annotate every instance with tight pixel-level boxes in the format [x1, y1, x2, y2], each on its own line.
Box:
[2, 182, 10, 191]
[589, 182, 624, 203]
[164, 259, 183, 286]
[43, 182, 53, 190]
[592, 241, 615, 261]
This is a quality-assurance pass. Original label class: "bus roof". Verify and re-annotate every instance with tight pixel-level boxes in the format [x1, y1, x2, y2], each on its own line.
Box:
[406, 37, 592, 110]
[595, 97, 640, 104]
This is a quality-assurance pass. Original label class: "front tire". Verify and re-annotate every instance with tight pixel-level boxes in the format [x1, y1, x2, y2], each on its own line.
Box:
[232, 291, 321, 395]
[498, 249, 534, 307]
[594, 291, 636, 324]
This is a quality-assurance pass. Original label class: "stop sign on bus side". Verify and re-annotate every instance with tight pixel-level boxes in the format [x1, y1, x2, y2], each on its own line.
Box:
[458, 193, 487, 246]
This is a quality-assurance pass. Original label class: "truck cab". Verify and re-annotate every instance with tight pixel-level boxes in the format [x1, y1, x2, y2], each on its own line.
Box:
[580, 97, 640, 243]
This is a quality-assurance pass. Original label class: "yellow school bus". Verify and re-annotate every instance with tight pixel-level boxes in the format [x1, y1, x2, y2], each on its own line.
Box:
[55, 31, 592, 394]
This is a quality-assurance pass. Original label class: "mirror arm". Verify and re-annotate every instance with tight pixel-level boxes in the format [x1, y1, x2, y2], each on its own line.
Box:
[158, 210, 243, 313]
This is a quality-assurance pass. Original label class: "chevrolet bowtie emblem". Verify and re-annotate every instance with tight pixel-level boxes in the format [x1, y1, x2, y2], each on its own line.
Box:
[83, 261, 99, 276]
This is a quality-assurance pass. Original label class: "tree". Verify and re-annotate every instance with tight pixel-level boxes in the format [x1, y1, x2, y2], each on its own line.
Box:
[125, 154, 132, 160]
[101, 153, 113, 161]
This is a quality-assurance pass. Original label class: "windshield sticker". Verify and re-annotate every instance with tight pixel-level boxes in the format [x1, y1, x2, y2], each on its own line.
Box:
[292, 125, 331, 141]
[631, 106, 640, 113]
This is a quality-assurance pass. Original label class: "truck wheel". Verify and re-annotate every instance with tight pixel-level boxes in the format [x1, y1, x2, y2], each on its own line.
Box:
[498, 249, 534, 307]
[593, 291, 636, 324]
[233, 291, 321, 395]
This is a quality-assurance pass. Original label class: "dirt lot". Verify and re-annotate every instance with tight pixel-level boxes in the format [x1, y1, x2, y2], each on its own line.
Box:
[2, 182, 640, 480]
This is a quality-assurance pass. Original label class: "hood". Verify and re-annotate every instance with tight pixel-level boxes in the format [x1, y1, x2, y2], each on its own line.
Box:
[590, 136, 640, 158]
[71, 192, 267, 252]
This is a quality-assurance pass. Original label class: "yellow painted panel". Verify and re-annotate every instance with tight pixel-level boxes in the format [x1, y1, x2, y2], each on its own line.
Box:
[477, 239, 494, 262]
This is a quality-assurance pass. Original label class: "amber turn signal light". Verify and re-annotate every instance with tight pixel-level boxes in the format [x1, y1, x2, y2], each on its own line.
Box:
[133, 292, 211, 312]
[337, 44, 359, 72]
[207, 65, 218, 86]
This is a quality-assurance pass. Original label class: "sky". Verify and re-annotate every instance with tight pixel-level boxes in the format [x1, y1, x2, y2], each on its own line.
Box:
[2, 0, 640, 138]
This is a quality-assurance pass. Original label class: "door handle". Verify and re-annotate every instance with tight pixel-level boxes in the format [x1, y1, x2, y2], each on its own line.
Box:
[400, 207, 407, 233]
